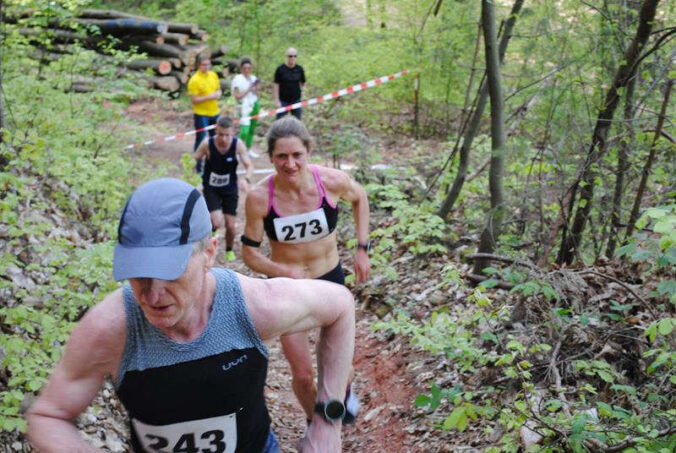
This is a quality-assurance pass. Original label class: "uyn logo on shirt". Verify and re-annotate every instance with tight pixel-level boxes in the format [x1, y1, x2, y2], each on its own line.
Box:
[222, 354, 248, 371]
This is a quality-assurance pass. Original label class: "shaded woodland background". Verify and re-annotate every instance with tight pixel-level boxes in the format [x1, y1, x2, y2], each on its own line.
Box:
[1, 0, 674, 451]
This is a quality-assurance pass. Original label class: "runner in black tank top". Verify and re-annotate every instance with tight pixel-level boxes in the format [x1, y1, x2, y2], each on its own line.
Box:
[241, 117, 371, 422]
[193, 116, 253, 261]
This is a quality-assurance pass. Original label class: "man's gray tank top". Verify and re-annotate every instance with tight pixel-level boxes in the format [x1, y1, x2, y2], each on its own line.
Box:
[115, 268, 270, 452]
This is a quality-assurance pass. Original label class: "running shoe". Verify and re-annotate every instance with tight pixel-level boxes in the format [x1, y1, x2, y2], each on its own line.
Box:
[343, 385, 361, 424]
[226, 250, 236, 262]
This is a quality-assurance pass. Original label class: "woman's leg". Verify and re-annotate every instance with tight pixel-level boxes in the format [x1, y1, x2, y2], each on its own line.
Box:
[280, 331, 316, 420]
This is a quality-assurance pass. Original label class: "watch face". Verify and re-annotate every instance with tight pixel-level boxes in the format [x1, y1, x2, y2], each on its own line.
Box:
[325, 400, 346, 420]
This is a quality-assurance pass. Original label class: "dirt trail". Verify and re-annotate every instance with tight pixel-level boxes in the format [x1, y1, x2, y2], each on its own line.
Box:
[123, 99, 424, 452]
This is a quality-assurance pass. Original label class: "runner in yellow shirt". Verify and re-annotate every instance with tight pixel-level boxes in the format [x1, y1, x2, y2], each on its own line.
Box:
[187, 56, 221, 172]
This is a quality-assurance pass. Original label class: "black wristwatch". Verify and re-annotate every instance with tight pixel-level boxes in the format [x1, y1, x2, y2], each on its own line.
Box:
[357, 240, 371, 252]
[314, 399, 346, 423]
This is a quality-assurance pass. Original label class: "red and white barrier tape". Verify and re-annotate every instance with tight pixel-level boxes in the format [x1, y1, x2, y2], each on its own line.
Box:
[124, 69, 411, 150]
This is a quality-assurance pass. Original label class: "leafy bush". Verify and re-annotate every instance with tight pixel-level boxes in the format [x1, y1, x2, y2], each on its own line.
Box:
[0, 6, 158, 433]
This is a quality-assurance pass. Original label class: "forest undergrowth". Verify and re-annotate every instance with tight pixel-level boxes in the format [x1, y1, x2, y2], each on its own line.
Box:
[2, 0, 675, 452]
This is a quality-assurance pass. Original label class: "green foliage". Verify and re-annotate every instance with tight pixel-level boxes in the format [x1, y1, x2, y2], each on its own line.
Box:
[181, 152, 202, 187]
[364, 182, 448, 281]
[617, 205, 676, 304]
[376, 272, 675, 451]
[0, 6, 157, 433]
[481, 267, 560, 303]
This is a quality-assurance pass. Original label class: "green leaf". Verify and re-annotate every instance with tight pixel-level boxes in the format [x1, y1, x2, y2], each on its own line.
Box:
[655, 280, 676, 298]
[546, 399, 563, 412]
[610, 384, 636, 396]
[597, 402, 613, 418]
[482, 267, 500, 276]
[27, 380, 42, 392]
[571, 413, 589, 435]
[597, 370, 614, 383]
[480, 279, 499, 289]
[582, 383, 597, 394]
[481, 332, 499, 344]
[2, 418, 16, 431]
[647, 351, 670, 374]
[443, 407, 467, 431]
[645, 323, 657, 342]
[657, 318, 675, 336]
[414, 394, 431, 408]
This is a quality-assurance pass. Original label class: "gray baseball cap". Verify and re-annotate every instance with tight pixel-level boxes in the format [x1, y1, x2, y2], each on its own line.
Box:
[113, 178, 212, 281]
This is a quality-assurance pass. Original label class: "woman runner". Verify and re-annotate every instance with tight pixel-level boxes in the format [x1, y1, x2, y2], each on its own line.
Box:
[241, 117, 370, 423]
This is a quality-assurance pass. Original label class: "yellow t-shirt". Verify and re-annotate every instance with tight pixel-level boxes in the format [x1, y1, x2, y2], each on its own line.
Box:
[187, 71, 220, 116]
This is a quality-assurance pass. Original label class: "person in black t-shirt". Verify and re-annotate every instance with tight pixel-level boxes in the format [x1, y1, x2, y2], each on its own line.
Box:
[273, 47, 306, 120]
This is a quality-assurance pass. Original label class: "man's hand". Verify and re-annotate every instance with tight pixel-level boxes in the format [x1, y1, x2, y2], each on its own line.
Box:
[212, 89, 222, 100]
[238, 178, 249, 195]
[297, 418, 341, 452]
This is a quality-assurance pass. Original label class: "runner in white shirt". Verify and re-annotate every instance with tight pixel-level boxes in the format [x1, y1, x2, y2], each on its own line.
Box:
[231, 57, 260, 149]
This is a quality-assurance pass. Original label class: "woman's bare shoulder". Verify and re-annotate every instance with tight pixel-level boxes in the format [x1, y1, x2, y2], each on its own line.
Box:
[315, 165, 352, 192]
[246, 176, 272, 213]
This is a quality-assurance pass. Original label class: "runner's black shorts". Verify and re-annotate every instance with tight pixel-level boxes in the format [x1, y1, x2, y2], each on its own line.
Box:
[203, 188, 238, 216]
[316, 262, 345, 285]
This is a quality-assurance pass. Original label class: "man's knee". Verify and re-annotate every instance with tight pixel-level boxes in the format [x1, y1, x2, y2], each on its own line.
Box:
[211, 212, 224, 229]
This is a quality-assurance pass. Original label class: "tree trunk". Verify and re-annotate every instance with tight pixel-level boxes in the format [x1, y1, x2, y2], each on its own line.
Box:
[181, 44, 212, 68]
[624, 78, 673, 238]
[211, 45, 229, 59]
[606, 74, 637, 258]
[137, 41, 189, 62]
[192, 29, 208, 41]
[438, 0, 524, 220]
[473, 0, 508, 275]
[169, 70, 189, 85]
[74, 18, 168, 35]
[168, 58, 182, 69]
[126, 58, 172, 75]
[161, 32, 189, 46]
[79, 10, 198, 37]
[166, 23, 199, 36]
[606, 0, 641, 259]
[558, 0, 660, 265]
[148, 76, 180, 92]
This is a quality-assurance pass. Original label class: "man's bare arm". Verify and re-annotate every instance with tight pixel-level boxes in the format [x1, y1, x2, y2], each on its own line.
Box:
[236, 139, 253, 181]
[26, 292, 126, 452]
[193, 138, 210, 160]
[239, 275, 354, 451]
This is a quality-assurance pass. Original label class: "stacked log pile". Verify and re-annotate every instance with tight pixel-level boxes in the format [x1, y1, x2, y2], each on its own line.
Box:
[14, 9, 231, 94]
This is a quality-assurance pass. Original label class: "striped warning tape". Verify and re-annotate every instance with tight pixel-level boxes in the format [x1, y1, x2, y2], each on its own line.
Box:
[124, 69, 411, 150]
